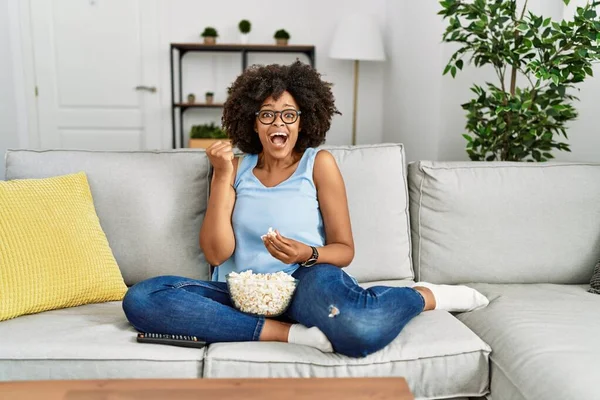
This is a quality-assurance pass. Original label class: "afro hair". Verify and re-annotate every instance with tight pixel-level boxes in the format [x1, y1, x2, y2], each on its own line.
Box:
[222, 60, 340, 154]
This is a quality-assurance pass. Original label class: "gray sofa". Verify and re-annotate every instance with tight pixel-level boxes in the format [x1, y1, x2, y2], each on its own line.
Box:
[1, 144, 599, 400]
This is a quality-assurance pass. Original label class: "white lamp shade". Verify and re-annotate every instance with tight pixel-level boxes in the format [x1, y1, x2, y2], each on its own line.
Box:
[329, 14, 386, 61]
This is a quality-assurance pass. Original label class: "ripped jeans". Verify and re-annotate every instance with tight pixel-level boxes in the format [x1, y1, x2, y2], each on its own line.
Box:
[122, 264, 425, 358]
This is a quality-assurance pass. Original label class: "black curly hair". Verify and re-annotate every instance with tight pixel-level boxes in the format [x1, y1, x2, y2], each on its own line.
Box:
[222, 60, 340, 154]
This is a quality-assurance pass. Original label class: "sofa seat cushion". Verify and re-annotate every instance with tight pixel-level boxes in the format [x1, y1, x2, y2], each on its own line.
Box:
[0, 302, 205, 381]
[204, 310, 491, 400]
[456, 284, 600, 400]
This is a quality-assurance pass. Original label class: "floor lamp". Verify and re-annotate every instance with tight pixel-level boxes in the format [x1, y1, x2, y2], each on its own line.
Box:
[329, 14, 386, 145]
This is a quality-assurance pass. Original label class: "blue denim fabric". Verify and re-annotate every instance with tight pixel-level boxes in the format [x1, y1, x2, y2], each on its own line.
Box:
[122, 264, 424, 358]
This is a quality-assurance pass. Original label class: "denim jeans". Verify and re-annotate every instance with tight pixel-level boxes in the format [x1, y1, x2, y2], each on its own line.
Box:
[122, 264, 425, 358]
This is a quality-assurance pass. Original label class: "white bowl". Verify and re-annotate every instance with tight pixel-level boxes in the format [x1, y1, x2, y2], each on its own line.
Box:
[226, 272, 298, 317]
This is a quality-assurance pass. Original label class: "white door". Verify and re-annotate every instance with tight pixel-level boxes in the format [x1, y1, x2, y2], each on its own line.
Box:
[30, 0, 162, 150]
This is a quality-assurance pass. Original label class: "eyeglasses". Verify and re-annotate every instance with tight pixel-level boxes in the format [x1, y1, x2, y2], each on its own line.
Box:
[255, 109, 302, 125]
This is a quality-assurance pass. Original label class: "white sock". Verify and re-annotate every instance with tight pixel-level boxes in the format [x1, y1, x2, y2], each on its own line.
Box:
[414, 282, 489, 312]
[287, 324, 333, 353]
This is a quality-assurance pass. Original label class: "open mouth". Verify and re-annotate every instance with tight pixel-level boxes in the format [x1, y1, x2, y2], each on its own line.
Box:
[269, 132, 289, 148]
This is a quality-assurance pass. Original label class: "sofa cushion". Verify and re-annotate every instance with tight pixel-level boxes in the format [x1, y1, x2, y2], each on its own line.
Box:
[456, 283, 600, 400]
[0, 302, 205, 381]
[408, 161, 600, 284]
[322, 144, 413, 282]
[0, 172, 127, 322]
[5, 149, 211, 285]
[204, 310, 491, 399]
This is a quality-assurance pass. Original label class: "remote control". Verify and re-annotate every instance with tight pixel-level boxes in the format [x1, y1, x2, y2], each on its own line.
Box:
[137, 332, 207, 349]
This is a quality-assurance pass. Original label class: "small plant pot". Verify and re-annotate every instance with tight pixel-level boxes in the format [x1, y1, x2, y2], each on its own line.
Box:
[276, 38, 288, 45]
[203, 36, 216, 45]
[187, 94, 196, 104]
[240, 33, 249, 44]
[205, 94, 214, 104]
[189, 138, 230, 149]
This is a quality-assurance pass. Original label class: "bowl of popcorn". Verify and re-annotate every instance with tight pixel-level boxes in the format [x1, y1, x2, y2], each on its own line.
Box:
[226, 270, 298, 317]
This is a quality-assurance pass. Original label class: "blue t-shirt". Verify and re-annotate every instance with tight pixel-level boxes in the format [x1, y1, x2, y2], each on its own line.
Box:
[211, 148, 326, 282]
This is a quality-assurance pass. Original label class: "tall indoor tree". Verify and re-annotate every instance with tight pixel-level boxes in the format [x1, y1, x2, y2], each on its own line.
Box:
[440, 0, 600, 161]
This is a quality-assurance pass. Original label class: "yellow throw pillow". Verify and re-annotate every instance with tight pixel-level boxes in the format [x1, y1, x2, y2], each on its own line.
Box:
[0, 172, 127, 322]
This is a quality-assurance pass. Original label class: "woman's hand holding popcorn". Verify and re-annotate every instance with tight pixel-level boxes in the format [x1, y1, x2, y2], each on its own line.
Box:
[262, 227, 312, 264]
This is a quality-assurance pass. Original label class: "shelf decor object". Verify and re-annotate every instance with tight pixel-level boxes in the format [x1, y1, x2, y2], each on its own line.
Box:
[189, 122, 230, 149]
[239, 20, 251, 44]
[274, 29, 290, 45]
[201, 27, 218, 45]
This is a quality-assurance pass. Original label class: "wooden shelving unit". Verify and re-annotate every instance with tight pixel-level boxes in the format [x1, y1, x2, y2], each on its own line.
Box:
[174, 103, 225, 112]
[169, 43, 316, 149]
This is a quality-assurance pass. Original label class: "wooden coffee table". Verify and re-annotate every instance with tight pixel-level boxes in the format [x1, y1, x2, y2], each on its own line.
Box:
[0, 377, 413, 399]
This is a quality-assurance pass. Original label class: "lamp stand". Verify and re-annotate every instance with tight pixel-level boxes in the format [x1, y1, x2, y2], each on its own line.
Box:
[351, 59, 359, 146]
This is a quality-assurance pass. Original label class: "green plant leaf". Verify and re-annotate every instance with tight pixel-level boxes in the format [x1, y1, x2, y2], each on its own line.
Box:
[440, 0, 587, 162]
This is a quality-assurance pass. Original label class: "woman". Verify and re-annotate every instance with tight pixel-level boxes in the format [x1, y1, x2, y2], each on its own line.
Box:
[122, 61, 488, 358]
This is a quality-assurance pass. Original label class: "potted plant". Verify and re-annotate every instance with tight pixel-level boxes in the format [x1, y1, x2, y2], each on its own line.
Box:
[187, 93, 196, 104]
[205, 91, 214, 104]
[239, 19, 251, 44]
[201, 27, 218, 45]
[274, 29, 290, 45]
[440, 0, 600, 162]
[189, 122, 230, 148]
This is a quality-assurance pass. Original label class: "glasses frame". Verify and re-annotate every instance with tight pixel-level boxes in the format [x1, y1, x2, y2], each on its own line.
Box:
[255, 109, 302, 125]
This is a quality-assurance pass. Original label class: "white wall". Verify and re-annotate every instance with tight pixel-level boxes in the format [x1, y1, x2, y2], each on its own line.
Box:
[384, 0, 600, 162]
[0, 0, 20, 179]
[4, 0, 598, 162]
[157, 0, 387, 147]
[3, 0, 386, 156]
[383, 0, 445, 162]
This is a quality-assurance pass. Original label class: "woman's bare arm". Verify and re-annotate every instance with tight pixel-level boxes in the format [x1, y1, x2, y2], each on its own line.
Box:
[313, 150, 355, 268]
[199, 157, 239, 266]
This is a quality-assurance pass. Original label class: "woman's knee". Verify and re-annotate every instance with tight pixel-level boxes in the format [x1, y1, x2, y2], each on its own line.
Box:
[122, 275, 179, 323]
[326, 311, 395, 358]
[122, 283, 148, 324]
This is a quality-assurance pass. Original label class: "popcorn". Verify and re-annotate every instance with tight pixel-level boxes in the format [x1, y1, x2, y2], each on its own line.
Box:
[226, 270, 297, 317]
[260, 227, 277, 241]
